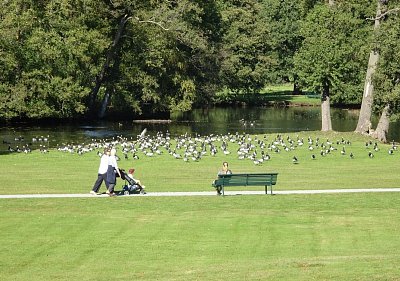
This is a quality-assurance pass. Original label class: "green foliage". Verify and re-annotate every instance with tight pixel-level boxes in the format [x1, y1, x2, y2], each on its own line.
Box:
[373, 1, 400, 117]
[293, 1, 372, 104]
[104, 0, 223, 115]
[0, 0, 109, 119]
[219, 0, 275, 93]
[0, 0, 400, 120]
[262, 0, 304, 83]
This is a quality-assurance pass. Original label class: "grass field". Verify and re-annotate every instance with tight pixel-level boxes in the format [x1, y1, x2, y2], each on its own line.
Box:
[1, 194, 400, 281]
[0, 131, 398, 194]
[214, 84, 321, 106]
[1, 131, 400, 280]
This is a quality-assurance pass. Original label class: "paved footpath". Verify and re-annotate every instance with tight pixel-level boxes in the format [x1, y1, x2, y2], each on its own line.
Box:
[1, 188, 400, 199]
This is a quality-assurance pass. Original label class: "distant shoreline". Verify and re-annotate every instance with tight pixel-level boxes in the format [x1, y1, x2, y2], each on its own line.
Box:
[132, 119, 172, 124]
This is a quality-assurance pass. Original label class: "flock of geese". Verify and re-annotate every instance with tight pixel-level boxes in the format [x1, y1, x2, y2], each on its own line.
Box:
[5, 130, 399, 165]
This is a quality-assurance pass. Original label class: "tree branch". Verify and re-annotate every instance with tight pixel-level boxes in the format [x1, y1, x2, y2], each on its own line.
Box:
[367, 7, 400, 21]
[135, 17, 170, 31]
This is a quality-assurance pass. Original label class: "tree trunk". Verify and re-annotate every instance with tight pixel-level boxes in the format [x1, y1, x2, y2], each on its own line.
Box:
[319, 0, 335, 132]
[98, 88, 114, 119]
[371, 104, 390, 143]
[355, 1, 382, 134]
[355, 49, 379, 134]
[321, 81, 332, 131]
[88, 14, 131, 113]
[293, 79, 301, 95]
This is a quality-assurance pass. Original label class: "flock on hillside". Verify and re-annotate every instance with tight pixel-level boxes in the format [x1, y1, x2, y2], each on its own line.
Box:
[4, 130, 399, 165]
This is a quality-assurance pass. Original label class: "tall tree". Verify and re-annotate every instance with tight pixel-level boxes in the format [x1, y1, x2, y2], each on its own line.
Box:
[219, 0, 274, 94]
[0, 0, 110, 119]
[355, 0, 385, 134]
[371, 1, 400, 142]
[294, 1, 370, 131]
[261, 0, 304, 87]
[91, 0, 223, 118]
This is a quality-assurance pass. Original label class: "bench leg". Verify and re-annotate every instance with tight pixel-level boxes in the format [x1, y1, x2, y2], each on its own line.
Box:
[265, 184, 273, 195]
[222, 185, 224, 196]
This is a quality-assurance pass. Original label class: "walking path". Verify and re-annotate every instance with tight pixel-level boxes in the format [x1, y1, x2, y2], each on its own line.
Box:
[0, 188, 399, 199]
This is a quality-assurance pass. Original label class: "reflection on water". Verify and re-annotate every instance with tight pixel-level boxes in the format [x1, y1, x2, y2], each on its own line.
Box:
[1, 107, 399, 151]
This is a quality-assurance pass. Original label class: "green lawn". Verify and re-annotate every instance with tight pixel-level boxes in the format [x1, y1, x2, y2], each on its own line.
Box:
[0, 131, 398, 194]
[1, 194, 400, 281]
[215, 84, 321, 106]
[1, 131, 400, 280]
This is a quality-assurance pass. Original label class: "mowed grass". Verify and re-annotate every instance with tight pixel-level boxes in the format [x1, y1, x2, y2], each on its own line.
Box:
[0, 131, 399, 194]
[1, 131, 400, 280]
[216, 84, 321, 106]
[1, 194, 400, 281]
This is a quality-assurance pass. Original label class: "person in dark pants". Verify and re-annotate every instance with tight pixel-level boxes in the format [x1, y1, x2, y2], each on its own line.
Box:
[214, 161, 232, 195]
[90, 148, 111, 195]
[106, 148, 122, 196]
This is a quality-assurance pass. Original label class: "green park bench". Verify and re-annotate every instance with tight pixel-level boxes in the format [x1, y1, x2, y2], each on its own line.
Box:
[212, 173, 278, 196]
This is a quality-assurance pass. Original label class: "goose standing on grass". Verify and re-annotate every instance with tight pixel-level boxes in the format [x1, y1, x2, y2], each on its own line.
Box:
[391, 140, 397, 151]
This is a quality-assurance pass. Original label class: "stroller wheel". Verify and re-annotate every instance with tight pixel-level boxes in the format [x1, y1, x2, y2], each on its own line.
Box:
[124, 190, 130, 196]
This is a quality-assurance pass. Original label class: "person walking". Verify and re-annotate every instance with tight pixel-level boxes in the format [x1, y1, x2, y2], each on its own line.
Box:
[106, 148, 122, 196]
[90, 148, 111, 195]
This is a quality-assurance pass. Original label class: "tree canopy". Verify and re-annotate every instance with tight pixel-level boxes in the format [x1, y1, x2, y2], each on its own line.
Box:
[0, 0, 399, 123]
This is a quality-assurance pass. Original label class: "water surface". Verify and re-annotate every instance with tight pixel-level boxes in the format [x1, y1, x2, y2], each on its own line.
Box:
[1, 107, 399, 152]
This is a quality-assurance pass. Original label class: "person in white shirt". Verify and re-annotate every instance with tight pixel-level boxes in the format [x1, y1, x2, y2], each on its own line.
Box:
[90, 148, 111, 195]
[106, 148, 122, 195]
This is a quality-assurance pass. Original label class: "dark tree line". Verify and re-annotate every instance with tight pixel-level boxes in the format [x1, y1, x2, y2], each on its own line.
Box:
[1, 0, 400, 141]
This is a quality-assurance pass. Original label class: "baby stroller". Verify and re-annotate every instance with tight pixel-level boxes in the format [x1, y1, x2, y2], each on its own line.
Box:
[119, 169, 146, 195]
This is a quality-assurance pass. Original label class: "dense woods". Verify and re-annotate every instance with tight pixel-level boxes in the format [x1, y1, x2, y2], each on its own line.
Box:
[0, 0, 399, 140]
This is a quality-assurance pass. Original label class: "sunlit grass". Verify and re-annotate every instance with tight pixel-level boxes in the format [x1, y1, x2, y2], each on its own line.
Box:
[1, 131, 400, 280]
[215, 84, 320, 106]
[0, 131, 399, 195]
[1, 194, 400, 280]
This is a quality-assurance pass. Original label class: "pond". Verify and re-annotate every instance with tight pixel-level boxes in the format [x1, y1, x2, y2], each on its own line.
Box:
[1, 106, 399, 152]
